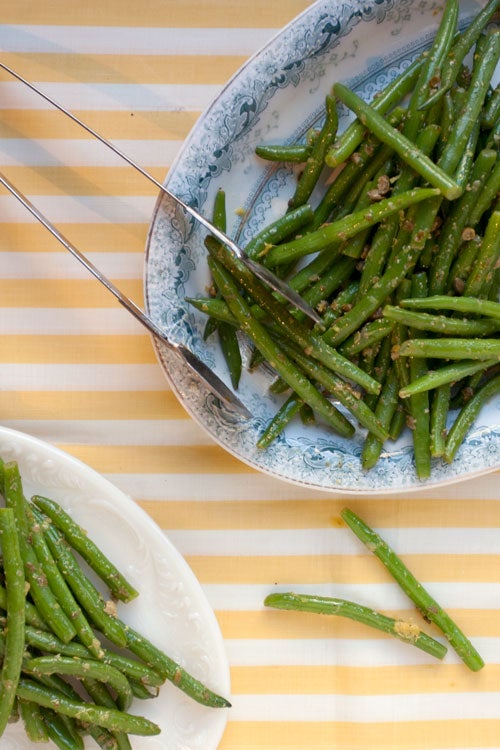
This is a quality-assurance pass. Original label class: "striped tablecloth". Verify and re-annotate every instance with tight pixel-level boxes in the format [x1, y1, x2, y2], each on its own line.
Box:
[2, 2, 500, 748]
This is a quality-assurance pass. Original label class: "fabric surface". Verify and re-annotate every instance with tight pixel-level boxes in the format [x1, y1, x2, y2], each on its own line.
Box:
[1, 2, 499, 748]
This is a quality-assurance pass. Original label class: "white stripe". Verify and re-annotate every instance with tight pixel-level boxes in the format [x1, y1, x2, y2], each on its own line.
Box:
[228, 692, 500, 722]
[202, 582, 500, 611]
[0, 194, 155, 223]
[225, 637, 498, 668]
[0, 363, 166, 390]
[0, 309, 146, 334]
[0, 252, 144, 279]
[0, 81, 222, 112]
[103, 470, 500, 501]
[0, 25, 275, 55]
[165, 526, 500, 557]
[225, 637, 442, 667]
[2, 420, 215, 447]
[0, 138, 181, 168]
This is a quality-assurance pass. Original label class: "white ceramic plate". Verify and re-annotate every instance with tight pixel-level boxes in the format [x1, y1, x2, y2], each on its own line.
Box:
[0, 427, 230, 750]
[145, 0, 500, 493]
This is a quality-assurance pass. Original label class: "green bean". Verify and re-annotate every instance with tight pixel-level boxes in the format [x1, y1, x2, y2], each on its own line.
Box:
[448, 236, 482, 293]
[244, 204, 314, 260]
[29, 670, 77, 700]
[315, 138, 396, 230]
[187, 296, 238, 327]
[3, 462, 77, 643]
[321, 281, 359, 326]
[389, 279, 412, 409]
[218, 321, 242, 389]
[203, 188, 227, 340]
[257, 393, 303, 449]
[23, 625, 164, 688]
[404, 0, 459, 135]
[467, 159, 500, 228]
[265, 187, 440, 267]
[82, 680, 132, 750]
[400, 295, 500, 320]
[325, 55, 423, 167]
[483, 84, 500, 129]
[28, 673, 117, 750]
[429, 148, 498, 294]
[255, 143, 312, 163]
[289, 94, 338, 209]
[264, 592, 447, 660]
[206, 235, 381, 394]
[406, 272, 431, 480]
[358, 123, 441, 297]
[382, 305, 500, 336]
[399, 338, 500, 360]
[463, 210, 500, 297]
[24, 499, 104, 659]
[286, 245, 342, 295]
[37, 511, 128, 648]
[18, 700, 49, 743]
[40, 709, 84, 750]
[421, 0, 500, 109]
[338, 318, 394, 357]
[0, 583, 46, 631]
[0, 507, 25, 734]
[445, 373, 500, 462]
[24, 655, 133, 712]
[208, 257, 355, 438]
[333, 83, 462, 199]
[340, 507, 484, 670]
[205, 189, 243, 388]
[358, 215, 399, 297]
[338, 172, 388, 260]
[361, 368, 400, 470]
[323, 196, 438, 348]
[278, 341, 388, 442]
[129, 679, 159, 701]
[16, 678, 161, 736]
[295, 256, 357, 323]
[122, 623, 231, 709]
[453, 120, 481, 189]
[399, 358, 498, 397]
[429, 383, 452, 458]
[438, 30, 500, 175]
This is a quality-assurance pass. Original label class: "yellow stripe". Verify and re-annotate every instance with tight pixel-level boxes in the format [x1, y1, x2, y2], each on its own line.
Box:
[0, 166, 167, 196]
[0, 390, 187, 420]
[186, 553, 500, 584]
[139, 495, 500, 530]
[0, 52, 246, 85]
[0, 335, 156, 364]
[0, 109, 199, 141]
[220, 720, 500, 749]
[0, 223, 148, 253]
[230, 663, 500, 695]
[5, 2, 310, 27]
[217, 608, 499, 639]
[0, 280, 144, 307]
[59, 444, 252, 474]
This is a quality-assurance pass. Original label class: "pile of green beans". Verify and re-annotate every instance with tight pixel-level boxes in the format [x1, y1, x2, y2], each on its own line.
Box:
[265, 507, 484, 671]
[190, 0, 500, 481]
[0, 459, 230, 750]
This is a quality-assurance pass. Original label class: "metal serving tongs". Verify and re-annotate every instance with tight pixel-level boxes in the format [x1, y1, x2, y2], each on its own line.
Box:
[0, 62, 321, 326]
[0, 170, 252, 417]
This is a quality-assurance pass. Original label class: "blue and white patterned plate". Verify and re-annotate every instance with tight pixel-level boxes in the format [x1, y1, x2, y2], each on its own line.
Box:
[144, 0, 500, 494]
